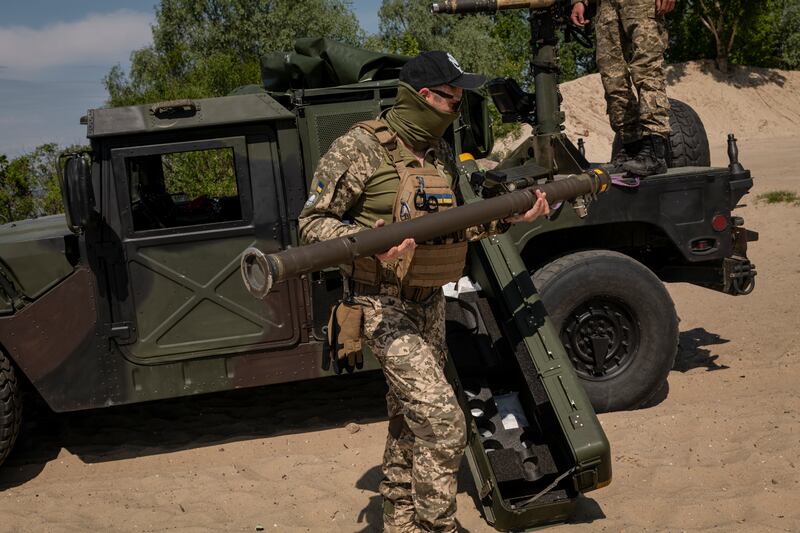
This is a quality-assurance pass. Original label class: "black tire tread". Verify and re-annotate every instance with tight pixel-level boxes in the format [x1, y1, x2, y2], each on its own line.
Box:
[0, 349, 22, 466]
[611, 98, 711, 168]
[667, 99, 711, 167]
[533, 250, 679, 411]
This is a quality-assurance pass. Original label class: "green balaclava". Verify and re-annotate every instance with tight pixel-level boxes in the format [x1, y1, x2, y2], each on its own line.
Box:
[384, 81, 459, 151]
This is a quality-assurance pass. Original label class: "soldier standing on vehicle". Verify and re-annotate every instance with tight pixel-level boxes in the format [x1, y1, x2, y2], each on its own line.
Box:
[299, 51, 549, 532]
[571, 0, 676, 176]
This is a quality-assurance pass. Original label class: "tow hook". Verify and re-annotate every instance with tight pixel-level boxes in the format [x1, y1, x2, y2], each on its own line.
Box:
[724, 257, 756, 295]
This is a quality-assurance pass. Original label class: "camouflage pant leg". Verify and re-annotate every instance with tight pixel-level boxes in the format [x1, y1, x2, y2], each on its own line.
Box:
[361, 292, 466, 533]
[620, 0, 670, 136]
[382, 397, 418, 533]
[596, 0, 670, 141]
[596, 0, 641, 143]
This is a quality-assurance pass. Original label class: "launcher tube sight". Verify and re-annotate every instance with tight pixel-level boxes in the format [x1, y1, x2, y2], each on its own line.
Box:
[241, 170, 610, 299]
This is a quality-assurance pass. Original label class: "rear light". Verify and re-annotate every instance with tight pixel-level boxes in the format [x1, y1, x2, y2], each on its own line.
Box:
[711, 214, 729, 232]
[690, 238, 718, 253]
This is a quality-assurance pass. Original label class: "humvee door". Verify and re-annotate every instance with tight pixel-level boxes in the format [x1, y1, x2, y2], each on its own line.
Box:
[108, 135, 303, 362]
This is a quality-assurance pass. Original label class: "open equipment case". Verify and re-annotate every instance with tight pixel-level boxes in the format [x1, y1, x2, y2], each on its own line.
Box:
[443, 175, 612, 531]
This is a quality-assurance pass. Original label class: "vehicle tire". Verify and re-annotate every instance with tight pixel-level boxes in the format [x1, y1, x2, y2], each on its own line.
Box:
[532, 250, 679, 413]
[0, 349, 22, 466]
[611, 98, 711, 168]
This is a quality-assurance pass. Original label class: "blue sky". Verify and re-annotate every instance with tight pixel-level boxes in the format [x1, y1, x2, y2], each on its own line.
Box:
[0, 1, 382, 157]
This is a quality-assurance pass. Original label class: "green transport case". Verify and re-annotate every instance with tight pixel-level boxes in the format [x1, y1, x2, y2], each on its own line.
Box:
[443, 175, 612, 531]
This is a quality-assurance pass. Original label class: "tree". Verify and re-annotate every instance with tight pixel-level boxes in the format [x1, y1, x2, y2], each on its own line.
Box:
[105, 0, 364, 106]
[0, 155, 34, 225]
[693, 0, 777, 72]
[0, 145, 71, 224]
[370, 1, 597, 138]
[780, 0, 800, 69]
[666, 0, 716, 64]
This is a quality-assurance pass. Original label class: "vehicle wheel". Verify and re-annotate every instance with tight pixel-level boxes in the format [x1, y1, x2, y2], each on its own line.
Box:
[532, 250, 679, 413]
[0, 349, 22, 466]
[611, 98, 711, 168]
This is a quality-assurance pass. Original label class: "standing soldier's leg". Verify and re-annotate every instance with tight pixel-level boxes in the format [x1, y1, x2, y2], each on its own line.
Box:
[620, 0, 670, 176]
[596, 0, 642, 170]
[363, 295, 467, 532]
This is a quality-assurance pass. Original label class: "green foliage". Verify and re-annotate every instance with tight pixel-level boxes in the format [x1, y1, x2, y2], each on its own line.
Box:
[370, 1, 596, 140]
[560, 39, 597, 83]
[781, 0, 800, 69]
[0, 155, 34, 225]
[666, 0, 799, 71]
[105, 0, 364, 106]
[372, 0, 512, 78]
[666, 0, 716, 63]
[756, 190, 800, 204]
[0, 144, 75, 224]
[162, 148, 238, 199]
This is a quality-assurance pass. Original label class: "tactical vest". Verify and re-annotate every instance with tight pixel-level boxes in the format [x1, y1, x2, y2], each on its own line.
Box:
[350, 120, 468, 289]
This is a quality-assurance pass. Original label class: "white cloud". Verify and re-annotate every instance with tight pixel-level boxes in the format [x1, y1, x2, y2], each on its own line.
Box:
[0, 10, 153, 70]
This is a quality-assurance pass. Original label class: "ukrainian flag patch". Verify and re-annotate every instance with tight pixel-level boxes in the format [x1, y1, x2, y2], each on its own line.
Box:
[315, 180, 325, 194]
[428, 193, 454, 206]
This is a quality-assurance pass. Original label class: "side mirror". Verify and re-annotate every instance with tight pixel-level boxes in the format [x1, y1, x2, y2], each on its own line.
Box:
[59, 153, 94, 233]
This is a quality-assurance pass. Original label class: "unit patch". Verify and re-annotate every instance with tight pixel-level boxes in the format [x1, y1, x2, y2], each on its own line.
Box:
[428, 193, 454, 206]
[305, 193, 318, 207]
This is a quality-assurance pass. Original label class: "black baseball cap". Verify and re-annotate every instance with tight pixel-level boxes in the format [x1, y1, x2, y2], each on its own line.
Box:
[399, 50, 486, 91]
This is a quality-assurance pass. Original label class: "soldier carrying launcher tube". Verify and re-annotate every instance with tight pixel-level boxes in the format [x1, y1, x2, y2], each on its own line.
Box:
[298, 51, 549, 532]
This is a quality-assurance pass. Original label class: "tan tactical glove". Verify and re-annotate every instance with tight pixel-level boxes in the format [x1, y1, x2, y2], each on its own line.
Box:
[322, 301, 364, 374]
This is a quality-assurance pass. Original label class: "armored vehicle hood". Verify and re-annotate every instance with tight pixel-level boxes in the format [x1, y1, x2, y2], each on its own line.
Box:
[0, 215, 76, 313]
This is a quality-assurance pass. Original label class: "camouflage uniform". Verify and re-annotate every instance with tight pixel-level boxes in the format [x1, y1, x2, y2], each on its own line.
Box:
[588, 0, 671, 143]
[299, 126, 502, 532]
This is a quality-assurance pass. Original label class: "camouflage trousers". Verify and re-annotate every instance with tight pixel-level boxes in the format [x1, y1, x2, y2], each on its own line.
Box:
[596, 0, 671, 143]
[358, 290, 467, 533]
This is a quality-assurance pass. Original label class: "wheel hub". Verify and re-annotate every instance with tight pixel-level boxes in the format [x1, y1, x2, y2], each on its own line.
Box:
[561, 297, 639, 380]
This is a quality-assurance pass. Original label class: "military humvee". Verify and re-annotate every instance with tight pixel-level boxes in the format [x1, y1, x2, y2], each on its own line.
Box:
[0, 27, 754, 525]
[1, 40, 756, 450]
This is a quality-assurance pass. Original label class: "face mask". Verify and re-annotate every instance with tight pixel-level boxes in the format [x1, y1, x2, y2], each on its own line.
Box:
[384, 82, 460, 150]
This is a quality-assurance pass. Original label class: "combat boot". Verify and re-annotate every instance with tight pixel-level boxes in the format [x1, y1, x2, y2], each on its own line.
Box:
[622, 135, 668, 177]
[383, 499, 419, 533]
[604, 139, 642, 174]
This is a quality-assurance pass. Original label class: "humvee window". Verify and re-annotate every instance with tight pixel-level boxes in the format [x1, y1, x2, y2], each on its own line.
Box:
[127, 147, 242, 231]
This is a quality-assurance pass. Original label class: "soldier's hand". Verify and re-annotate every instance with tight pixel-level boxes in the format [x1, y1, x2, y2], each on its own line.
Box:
[571, 2, 589, 27]
[656, 0, 675, 15]
[504, 190, 550, 224]
[373, 219, 416, 262]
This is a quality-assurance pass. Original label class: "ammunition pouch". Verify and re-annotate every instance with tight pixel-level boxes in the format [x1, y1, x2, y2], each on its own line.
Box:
[403, 241, 467, 287]
[322, 301, 364, 374]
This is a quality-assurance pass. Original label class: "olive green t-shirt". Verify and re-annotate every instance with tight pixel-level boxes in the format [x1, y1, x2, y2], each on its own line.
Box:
[345, 142, 452, 229]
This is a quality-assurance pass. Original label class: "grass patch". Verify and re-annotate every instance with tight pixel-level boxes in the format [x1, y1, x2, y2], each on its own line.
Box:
[756, 190, 799, 205]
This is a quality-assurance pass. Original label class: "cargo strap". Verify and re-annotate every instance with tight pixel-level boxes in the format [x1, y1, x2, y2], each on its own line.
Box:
[511, 467, 576, 509]
[610, 173, 641, 188]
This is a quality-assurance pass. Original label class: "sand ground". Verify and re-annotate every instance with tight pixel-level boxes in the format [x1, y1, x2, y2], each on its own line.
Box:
[1, 68, 799, 532]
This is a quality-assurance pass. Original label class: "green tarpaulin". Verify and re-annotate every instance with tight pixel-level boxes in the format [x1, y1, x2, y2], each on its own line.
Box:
[261, 38, 410, 92]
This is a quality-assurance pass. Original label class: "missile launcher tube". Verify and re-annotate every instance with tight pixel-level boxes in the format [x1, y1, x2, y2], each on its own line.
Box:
[431, 0, 557, 13]
[241, 170, 610, 298]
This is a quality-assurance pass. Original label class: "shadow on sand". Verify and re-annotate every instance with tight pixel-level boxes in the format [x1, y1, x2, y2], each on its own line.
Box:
[2, 371, 389, 490]
[667, 60, 787, 88]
